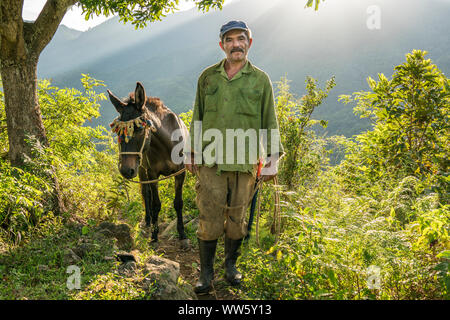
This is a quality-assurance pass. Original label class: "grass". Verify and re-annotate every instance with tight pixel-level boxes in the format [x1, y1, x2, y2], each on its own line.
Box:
[0, 210, 159, 300]
[237, 172, 449, 300]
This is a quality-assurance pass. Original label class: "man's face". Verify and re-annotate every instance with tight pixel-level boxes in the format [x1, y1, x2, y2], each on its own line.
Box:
[219, 29, 252, 63]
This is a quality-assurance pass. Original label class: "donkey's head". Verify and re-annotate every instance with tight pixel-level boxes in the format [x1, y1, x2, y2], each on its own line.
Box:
[108, 82, 152, 179]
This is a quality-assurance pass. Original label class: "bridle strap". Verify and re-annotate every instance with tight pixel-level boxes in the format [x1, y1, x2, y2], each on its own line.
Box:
[114, 117, 186, 184]
[118, 126, 151, 168]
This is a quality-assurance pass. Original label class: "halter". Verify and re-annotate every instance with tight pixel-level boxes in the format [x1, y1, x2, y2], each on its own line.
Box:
[110, 113, 186, 184]
[110, 115, 157, 168]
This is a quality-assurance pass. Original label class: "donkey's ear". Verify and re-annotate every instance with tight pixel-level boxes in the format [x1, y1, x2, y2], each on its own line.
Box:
[135, 82, 146, 111]
[107, 89, 125, 113]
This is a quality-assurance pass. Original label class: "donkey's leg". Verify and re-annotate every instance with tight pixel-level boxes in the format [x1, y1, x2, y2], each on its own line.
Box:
[174, 172, 190, 250]
[174, 171, 187, 240]
[139, 171, 152, 228]
[149, 182, 161, 242]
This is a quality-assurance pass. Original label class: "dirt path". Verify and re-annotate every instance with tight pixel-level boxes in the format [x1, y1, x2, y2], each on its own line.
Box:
[155, 237, 241, 300]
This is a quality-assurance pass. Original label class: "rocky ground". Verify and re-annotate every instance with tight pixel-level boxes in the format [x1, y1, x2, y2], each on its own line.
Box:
[96, 220, 242, 300]
[154, 238, 241, 300]
[0, 216, 244, 300]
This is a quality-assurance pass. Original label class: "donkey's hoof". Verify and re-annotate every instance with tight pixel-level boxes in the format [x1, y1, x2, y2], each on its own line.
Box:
[179, 238, 191, 251]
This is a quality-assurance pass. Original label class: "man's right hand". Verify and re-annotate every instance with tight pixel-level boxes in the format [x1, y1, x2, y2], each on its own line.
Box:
[185, 163, 198, 174]
[184, 153, 198, 174]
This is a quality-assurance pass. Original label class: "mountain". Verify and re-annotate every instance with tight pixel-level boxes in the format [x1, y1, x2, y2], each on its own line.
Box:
[37, 0, 450, 137]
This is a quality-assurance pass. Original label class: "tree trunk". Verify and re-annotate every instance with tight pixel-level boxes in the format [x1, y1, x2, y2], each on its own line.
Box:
[0, 0, 77, 215]
[1, 59, 46, 165]
[0, 58, 65, 214]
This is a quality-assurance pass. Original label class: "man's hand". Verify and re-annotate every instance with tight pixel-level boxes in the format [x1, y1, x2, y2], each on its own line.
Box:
[260, 154, 280, 182]
[185, 163, 198, 174]
[262, 172, 277, 182]
[184, 153, 198, 174]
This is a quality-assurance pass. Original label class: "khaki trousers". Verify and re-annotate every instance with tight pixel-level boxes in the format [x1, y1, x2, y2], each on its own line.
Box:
[195, 165, 256, 241]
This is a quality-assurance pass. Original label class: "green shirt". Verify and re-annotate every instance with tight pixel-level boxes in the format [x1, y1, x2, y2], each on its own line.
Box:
[187, 58, 284, 175]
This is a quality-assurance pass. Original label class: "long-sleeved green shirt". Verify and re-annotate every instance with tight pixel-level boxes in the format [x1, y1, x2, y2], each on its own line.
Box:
[187, 58, 284, 175]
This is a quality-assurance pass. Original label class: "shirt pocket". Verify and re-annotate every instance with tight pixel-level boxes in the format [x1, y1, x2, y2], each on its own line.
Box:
[237, 88, 262, 116]
[204, 85, 219, 112]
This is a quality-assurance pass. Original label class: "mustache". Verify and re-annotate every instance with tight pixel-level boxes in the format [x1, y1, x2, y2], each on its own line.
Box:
[231, 47, 244, 53]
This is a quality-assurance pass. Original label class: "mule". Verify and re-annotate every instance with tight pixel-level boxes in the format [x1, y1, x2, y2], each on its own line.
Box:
[107, 82, 189, 248]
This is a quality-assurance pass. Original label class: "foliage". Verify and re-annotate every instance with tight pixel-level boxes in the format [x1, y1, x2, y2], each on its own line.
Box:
[39, 74, 107, 170]
[0, 152, 53, 244]
[1, 82, 56, 243]
[73, 272, 152, 300]
[339, 50, 449, 201]
[78, 0, 321, 29]
[276, 76, 335, 189]
[1, 50, 449, 299]
[240, 51, 448, 300]
[0, 75, 115, 243]
[305, 0, 324, 11]
[79, 0, 225, 28]
[241, 174, 448, 299]
[0, 220, 117, 299]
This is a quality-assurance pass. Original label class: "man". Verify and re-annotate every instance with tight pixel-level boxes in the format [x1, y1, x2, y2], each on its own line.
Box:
[185, 20, 284, 294]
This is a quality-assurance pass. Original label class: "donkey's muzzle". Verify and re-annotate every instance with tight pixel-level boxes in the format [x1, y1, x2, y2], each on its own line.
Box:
[120, 166, 137, 179]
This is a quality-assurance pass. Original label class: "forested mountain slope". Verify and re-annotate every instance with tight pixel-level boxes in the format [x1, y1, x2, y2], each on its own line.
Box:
[38, 0, 450, 136]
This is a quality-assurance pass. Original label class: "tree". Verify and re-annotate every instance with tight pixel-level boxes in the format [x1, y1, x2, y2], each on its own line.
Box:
[276, 76, 335, 189]
[339, 50, 449, 199]
[0, 0, 226, 214]
[0, 0, 226, 166]
[0, 0, 320, 213]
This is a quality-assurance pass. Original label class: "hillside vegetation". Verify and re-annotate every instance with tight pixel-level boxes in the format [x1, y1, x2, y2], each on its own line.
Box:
[38, 0, 450, 137]
[0, 50, 448, 300]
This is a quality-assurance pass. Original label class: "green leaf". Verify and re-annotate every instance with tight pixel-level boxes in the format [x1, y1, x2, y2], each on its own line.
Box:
[436, 250, 450, 260]
[82, 226, 90, 235]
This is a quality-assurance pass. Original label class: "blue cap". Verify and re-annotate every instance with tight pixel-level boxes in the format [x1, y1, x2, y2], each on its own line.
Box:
[219, 20, 250, 40]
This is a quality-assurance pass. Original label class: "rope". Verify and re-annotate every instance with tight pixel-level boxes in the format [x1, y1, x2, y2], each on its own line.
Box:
[124, 167, 186, 184]
[273, 176, 281, 245]
[121, 126, 187, 184]
[192, 167, 281, 248]
[255, 176, 281, 248]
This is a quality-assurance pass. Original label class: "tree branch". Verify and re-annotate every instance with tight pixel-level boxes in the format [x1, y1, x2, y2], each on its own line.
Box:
[28, 0, 78, 56]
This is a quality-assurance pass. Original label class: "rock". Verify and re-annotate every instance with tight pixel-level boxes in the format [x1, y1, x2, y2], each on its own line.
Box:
[63, 248, 81, 265]
[96, 222, 134, 250]
[145, 255, 180, 283]
[144, 255, 196, 300]
[161, 217, 197, 240]
[118, 261, 137, 276]
[179, 238, 191, 251]
[160, 219, 177, 238]
[72, 242, 95, 258]
[115, 251, 137, 263]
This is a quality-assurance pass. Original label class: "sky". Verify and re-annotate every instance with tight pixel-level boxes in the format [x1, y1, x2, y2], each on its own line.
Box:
[22, 0, 234, 31]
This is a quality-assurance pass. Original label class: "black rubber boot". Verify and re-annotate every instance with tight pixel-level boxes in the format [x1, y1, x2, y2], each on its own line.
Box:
[194, 238, 217, 294]
[225, 237, 243, 286]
